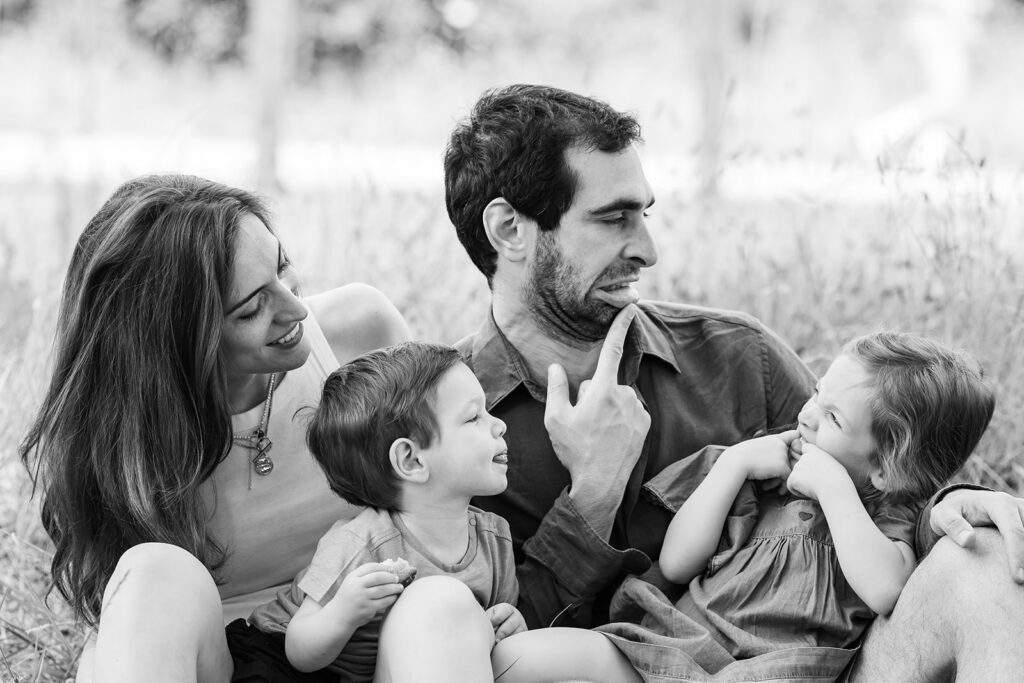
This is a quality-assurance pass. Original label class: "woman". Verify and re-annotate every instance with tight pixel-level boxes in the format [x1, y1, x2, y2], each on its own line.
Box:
[20, 174, 499, 682]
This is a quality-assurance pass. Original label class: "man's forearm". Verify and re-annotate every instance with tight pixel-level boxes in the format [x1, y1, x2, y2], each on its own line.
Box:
[567, 477, 629, 539]
[516, 489, 649, 628]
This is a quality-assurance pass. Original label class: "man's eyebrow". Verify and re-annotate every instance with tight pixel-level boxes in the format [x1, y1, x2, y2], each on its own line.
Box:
[586, 196, 656, 216]
[225, 240, 282, 315]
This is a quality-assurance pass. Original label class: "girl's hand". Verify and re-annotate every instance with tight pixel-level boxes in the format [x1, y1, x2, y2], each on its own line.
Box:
[484, 602, 527, 644]
[722, 430, 799, 482]
[330, 562, 405, 628]
[786, 442, 851, 501]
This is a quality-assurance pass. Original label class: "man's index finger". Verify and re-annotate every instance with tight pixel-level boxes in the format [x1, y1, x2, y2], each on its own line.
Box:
[593, 304, 638, 386]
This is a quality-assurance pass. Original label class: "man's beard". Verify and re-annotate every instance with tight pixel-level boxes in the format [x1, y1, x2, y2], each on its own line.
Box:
[523, 231, 634, 344]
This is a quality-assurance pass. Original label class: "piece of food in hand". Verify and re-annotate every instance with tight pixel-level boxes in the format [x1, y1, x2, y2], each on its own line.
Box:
[381, 558, 417, 586]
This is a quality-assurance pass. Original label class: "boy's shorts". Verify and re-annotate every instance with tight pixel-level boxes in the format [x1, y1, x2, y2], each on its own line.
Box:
[225, 619, 335, 683]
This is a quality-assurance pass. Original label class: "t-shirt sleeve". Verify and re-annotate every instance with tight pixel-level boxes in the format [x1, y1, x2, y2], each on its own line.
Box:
[482, 511, 520, 607]
[297, 525, 372, 604]
[871, 500, 924, 553]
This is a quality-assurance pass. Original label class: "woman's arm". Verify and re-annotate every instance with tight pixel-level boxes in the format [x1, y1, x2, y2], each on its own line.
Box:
[660, 434, 794, 585]
[788, 444, 916, 615]
[307, 283, 411, 364]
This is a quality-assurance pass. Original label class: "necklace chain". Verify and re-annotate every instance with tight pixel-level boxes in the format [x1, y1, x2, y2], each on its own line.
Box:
[232, 372, 278, 489]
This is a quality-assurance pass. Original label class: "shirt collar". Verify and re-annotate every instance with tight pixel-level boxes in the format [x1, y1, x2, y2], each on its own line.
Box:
[466, 303, 682, 410]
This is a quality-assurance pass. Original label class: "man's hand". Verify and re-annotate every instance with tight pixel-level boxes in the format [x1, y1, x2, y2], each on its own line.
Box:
[930, 489, 1024, 583]
[484, 602, 527, 644]
[544, 304, 651, 506]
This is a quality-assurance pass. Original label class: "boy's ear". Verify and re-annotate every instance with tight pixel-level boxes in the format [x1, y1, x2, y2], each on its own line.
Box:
[389, 438, 429, 484]
[482, 197, 530, 264]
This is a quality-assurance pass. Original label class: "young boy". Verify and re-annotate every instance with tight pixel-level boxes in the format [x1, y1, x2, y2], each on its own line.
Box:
[249, 341, 524, 681]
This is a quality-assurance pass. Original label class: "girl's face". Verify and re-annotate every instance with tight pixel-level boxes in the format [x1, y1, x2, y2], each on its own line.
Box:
[797, 354, 880, 487]
[220, 214, 311, 379]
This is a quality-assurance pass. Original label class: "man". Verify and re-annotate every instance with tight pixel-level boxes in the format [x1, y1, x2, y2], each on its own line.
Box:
[446, 84, 1024, 681]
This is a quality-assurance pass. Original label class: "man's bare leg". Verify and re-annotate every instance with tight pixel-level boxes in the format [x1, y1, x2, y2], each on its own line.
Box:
[850, 529, 1024, 682]
[491, 627, 642, 683]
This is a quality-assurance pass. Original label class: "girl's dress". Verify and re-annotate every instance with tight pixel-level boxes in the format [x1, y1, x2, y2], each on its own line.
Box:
[598, 447, 920, 683]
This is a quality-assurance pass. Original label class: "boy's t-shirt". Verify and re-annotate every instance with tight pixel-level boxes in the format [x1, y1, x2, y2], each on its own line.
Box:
[249, 505, 517, 681]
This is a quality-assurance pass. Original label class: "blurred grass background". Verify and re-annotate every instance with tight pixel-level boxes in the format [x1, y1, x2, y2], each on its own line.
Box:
[3, 0, 1024, 680]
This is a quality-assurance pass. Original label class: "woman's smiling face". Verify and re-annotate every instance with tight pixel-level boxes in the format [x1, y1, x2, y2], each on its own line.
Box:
[220, 214, 310, 379]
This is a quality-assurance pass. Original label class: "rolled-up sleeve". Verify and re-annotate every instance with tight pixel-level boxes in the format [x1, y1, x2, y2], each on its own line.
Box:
[517, 489, 650, 628]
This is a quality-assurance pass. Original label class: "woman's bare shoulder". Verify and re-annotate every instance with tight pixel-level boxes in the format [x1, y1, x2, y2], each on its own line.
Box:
[306, 284, 411, 364]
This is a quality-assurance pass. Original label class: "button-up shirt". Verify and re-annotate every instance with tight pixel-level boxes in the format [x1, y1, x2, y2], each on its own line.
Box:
[456, 300, 817, 628]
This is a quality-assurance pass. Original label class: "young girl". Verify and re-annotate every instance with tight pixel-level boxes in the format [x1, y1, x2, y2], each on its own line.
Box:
[491, 331, 994, 682]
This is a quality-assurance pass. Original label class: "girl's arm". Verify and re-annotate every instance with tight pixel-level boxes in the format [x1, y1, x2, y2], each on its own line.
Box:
[787, 444, 916, 615]
[285, 563, 403, 672]
[660, 433, 796, 585]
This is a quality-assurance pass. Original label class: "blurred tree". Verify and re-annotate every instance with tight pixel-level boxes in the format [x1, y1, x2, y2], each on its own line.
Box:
[0, 0, 36, 27]
[124, 0, 247, 63]
[249, 0, 297, 192]
[115, 0, 477, 73]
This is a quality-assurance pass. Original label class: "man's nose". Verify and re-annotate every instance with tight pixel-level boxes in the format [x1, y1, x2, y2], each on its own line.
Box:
[625, 220, 658, 268]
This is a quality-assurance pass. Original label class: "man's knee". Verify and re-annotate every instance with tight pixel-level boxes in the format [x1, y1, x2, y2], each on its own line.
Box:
[913, 529, 1016, 602]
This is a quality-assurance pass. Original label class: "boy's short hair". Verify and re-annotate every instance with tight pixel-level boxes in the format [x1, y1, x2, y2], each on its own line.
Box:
[306, 341, 464, 509]
[844, 332, 995, 503]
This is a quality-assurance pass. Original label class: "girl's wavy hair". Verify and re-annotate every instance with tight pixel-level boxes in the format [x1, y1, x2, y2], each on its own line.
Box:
[19, 174, 272, 625]
[847, 332, 995, 504]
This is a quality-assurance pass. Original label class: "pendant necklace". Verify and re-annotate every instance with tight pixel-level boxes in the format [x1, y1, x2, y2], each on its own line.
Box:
[232, 372, 279, 490]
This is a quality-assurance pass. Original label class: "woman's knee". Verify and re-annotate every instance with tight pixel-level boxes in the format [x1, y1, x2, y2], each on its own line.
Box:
[94, 544, 230, 682]
[381, 575, 491, 644]
[377, 577, 494, 682]
[392, 575, 482, 619]
[103, 542, 219, 616]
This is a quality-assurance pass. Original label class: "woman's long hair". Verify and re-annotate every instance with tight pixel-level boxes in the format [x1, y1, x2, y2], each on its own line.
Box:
[20, 174, 272, 625]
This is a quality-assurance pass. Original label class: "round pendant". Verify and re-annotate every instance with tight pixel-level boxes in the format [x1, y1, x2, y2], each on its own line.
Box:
[253, 453, 274, 476]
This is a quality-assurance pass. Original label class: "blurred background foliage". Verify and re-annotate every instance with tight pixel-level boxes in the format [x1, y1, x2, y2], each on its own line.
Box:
[2, 1, 1024, 679]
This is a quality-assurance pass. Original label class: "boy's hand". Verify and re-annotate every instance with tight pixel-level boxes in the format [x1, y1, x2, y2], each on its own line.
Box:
[484, 602, 527, 644]
[722, 430, 799, 483]
[786, 442, 851, 501]
[330, 562, 405, 628]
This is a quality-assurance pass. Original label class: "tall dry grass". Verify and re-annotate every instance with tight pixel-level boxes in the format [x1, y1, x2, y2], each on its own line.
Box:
[1, 151, 1022, 680]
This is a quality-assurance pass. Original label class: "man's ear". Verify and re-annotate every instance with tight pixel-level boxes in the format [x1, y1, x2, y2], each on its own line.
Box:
[389, 438, 429, 483]
[482, 197, 529, 264]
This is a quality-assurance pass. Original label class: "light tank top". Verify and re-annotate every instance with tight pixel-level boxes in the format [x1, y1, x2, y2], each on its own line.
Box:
[203, 310, 363, 623]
